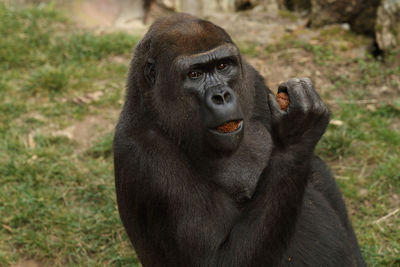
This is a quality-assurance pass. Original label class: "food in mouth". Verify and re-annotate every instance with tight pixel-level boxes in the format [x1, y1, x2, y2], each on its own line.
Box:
[216, 120, 242, 133]
[276, 92, 289, 111]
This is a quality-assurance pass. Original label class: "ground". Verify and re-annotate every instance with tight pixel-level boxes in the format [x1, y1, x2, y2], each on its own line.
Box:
[0, 3, 399, 267]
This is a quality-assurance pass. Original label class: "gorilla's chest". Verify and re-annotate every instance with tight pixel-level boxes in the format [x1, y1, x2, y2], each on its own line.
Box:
[211, 123, 272, 202]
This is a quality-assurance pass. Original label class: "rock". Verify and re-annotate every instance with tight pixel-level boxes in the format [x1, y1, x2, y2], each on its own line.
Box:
[285, 24, 297, 32]
[376, 0, 400, 51]
[282, 0, 311, 12]
[351, 4, 380, 36]
[310, 0, 361, 28]
[235, 0, 257, 10]
[310, 0, 381, 36]
[234, 0, 279, 12]
[341, 23, 351, 31]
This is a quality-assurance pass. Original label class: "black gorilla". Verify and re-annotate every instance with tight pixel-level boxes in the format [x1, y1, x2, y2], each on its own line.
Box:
[113, 13, 365, 267]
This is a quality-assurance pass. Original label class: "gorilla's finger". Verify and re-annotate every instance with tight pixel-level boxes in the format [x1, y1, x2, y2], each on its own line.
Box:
[268, 94, 285, 123]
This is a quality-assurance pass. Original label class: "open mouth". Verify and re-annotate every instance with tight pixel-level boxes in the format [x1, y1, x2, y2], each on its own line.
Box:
[212, 120, 243, 134]
[206, 119, 244, 151]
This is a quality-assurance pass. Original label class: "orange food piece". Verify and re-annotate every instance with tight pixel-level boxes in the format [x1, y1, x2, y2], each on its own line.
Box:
[276, 92, 289, 111]
[217, 120, 241, 133]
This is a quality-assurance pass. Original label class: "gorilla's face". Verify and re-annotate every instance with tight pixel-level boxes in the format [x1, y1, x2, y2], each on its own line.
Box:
[145, 43, 245, 153]
[179, 44, 244, 152]
[141, 17, 248, 154]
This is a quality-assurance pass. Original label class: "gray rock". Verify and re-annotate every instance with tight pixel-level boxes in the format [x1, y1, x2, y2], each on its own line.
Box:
[310, 0, 381, 36]
[376, 0, 400, 50]
[310, 0, 363, 28]
[284, 0, 311, 12]
[234, 0, 279, 12]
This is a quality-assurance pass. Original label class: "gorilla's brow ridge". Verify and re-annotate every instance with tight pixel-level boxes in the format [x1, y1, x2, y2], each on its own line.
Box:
[174, 43, 239, 70]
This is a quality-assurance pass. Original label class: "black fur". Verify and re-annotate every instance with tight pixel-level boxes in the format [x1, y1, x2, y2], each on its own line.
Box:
[114, 13, 365, 267]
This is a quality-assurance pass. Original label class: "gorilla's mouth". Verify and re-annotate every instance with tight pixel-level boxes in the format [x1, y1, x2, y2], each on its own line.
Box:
[211, 120, 243, 134]
[206, 120, 244, 151]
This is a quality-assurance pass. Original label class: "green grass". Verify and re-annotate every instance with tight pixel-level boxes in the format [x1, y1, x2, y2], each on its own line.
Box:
[25, 65, 70, 94]
[0, 3, 140, 266]
[316, 104, 400, 266]
[0, 3, 399, 267]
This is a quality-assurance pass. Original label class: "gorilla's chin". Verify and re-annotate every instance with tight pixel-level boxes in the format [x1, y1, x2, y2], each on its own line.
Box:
[206, 120, 244, 153]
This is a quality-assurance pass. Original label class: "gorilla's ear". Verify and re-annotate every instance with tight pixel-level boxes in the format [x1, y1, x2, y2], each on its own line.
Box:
[144, 58, 156, 87]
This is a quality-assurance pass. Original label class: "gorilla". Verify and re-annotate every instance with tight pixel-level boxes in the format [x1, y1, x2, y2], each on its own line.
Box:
[113, 13, 365, 267]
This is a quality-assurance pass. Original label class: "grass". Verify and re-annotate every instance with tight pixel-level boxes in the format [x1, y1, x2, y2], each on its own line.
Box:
[0, 3, 399, 267]
[0, 3, 140, 266]
[25, 65, 69, 94]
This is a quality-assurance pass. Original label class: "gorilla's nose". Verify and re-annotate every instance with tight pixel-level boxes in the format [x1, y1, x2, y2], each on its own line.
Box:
[205, 86, 237, 111]
[204, 86, 242, 128]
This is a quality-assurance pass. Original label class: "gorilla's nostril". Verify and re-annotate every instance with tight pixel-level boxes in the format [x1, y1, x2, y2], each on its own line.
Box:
[212, 95, 224, 105]
[223, 92, 231, 102]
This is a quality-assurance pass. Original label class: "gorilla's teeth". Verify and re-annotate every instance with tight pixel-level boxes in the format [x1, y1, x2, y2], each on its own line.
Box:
[217, 120, 241, 133]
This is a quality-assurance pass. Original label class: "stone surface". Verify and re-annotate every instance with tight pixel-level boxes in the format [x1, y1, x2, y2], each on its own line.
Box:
[235, 0, 279, 12]
[282, 0, 311, 12]
[310, 0, 381, 36]
[376, 0, 400, 50]
[310, 0, 361, 27]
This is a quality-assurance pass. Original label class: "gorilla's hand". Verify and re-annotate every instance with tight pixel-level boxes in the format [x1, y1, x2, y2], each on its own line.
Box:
[268, 78, 330, 151]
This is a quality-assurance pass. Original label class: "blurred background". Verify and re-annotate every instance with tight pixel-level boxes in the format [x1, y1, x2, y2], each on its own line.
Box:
[0, 0, 399, 266]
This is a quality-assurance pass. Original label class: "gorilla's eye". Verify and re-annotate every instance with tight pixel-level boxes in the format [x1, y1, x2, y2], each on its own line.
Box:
[188, 71, 203, 79]
[217, 63, 227, 70]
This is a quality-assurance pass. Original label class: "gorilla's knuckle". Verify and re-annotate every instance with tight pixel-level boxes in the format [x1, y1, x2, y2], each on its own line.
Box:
[286, 78, 302, 89]
[300, 77, 313, 88]
[315, 105, 330, 120]
[323, 107, 331, 118]
[289, 77, 301, 83]
[313, 101, 327, 114]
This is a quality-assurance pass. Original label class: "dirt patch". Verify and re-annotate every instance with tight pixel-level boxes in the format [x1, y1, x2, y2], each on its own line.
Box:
[368, 83, 400, 106]
[52, 110, 119, 149]
[246, 52, 333, 97]
[389, 193, 400, 208]
[208, 11, 303, 45]
[24, 108, 120, 151]
[389, 117, 400, 132]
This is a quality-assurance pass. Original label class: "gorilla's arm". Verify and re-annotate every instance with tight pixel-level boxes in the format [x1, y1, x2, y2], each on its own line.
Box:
[215, 78, 330, 265]
[114, 79, 330, 266]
